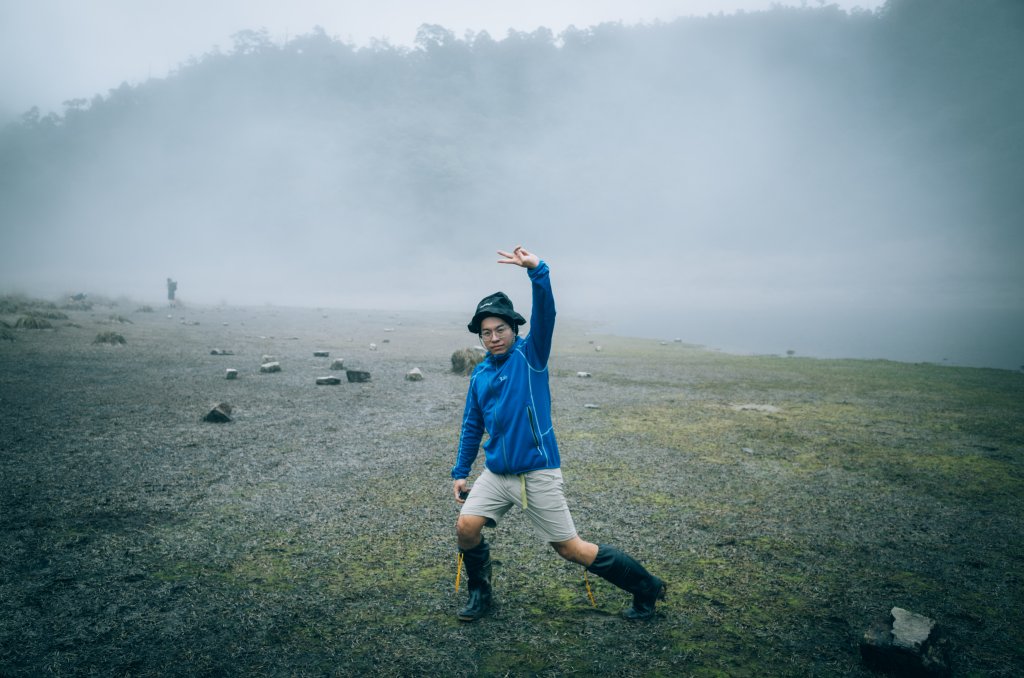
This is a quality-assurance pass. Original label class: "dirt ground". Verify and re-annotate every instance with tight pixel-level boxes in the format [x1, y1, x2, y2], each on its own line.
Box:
[1, 300, 1022, 676]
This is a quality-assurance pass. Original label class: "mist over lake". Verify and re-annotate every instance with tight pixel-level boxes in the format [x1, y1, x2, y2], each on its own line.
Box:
[1, 1, 1021, 370]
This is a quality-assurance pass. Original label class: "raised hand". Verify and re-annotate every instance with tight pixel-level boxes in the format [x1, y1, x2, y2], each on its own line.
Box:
[497, 246, 539, 269]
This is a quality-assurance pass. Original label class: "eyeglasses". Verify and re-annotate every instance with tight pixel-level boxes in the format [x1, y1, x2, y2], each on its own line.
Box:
[480, 325, 510, 340]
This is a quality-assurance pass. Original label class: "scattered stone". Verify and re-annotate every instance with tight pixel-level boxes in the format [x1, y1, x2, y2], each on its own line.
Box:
[203, 403, 232, 423]
[731, 404, 781, 413]
[316, 376, 342, 385]
[210, 348, 234, 355]
[369, 343, 377, 351]
[346, 370, 371, 383]
[330, 359, 345, 370]
[313, 351, 329, 357]
[741, 447, 754, 454]
[674, 338, 682, 343]
[594, 345, 603, 352]
[260, 362, 282, 373]
[261, 355, 276, 364]
[382, 339, 390, 344]
[860, 608, 949, 676]
[584, 403, 600, 409]
[226, 369, 238, 380]
[405, 367, 424, 382]
[576, 371, 592, 378]
[451, 347, 485, 375]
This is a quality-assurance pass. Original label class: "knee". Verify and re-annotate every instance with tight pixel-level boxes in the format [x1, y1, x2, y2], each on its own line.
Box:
[455, 517, 482, 548]
[551, 540, 583, 565]
[551, 538, 598, 566]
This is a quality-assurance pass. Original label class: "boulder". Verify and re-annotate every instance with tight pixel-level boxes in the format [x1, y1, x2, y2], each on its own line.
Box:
[203, 403, 232, 423]
[577, 371, 592, 378]
[860, 608, 949, 676]
[330, 358, 345, 370]
[316, 376, 342, 385]
[451, 347, 485, 375]
[346, 370, 371, 383]
[405, 367, 424, 381]
[369, 343, 377, 351]
[210, 348, 234, 355]
[313, 351, 329, 357]
[225, 369, 238, 380]
[260, 362, 282, 373]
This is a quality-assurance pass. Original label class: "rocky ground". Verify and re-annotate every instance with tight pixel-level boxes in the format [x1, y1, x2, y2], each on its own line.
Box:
[1, 299, 1022, 676]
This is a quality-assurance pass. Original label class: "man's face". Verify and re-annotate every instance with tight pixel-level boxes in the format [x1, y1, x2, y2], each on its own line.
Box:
[479, 316, 513, 356]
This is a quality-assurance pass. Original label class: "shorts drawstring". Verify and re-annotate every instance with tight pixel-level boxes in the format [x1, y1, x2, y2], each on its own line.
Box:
[583, 569, 597, 607]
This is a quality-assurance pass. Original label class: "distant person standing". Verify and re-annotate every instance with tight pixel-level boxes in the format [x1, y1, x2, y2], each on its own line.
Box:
[166, 277, 177, 306]
[452, 246, 666, 622]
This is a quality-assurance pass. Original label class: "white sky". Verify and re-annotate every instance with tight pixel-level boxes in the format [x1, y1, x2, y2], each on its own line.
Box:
[0, 0, 885, 117]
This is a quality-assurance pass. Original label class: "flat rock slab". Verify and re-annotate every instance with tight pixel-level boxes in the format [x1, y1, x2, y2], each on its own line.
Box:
[346, 370, 371, 383]
[260, 362, 282, 373]
[313, 351, 329, 357]
[316, 376, 342, 385]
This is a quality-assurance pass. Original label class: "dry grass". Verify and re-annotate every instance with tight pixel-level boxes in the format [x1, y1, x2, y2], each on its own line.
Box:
[0, 303, 1021, 677]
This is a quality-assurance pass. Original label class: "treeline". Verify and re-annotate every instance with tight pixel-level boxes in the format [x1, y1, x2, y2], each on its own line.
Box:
[1, 0, 1021, 277]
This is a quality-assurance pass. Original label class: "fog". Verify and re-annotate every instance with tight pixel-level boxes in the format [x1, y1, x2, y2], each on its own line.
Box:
[1, 2, 1021, 370]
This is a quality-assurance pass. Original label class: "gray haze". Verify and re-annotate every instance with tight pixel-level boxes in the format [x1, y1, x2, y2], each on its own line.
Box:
[1, 2, 1021, 370]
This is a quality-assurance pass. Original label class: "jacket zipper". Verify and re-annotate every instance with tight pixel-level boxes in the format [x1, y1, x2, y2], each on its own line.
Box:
[527, 406, 541, 448]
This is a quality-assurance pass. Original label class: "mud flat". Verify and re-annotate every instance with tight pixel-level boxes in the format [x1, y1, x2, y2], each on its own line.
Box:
[1, 302, 1022, 676]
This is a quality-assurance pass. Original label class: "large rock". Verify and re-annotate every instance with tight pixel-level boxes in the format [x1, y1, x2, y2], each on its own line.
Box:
[225, 369, 238, 380]
[346, 370, 371, 383]
[330, 358, 345, 370]
[405, 367, 424, 382]
[260, 362, 282, 373]
[860, 608, 949, 676]
[313, 351, 329, 357]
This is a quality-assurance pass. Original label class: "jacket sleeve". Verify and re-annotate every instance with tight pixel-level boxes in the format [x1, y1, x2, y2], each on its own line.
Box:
[451, 376, 484, 479]
[526, 260, 556, 368]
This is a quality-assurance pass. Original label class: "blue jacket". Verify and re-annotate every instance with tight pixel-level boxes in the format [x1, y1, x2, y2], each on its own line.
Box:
[452, 261, 559, 479]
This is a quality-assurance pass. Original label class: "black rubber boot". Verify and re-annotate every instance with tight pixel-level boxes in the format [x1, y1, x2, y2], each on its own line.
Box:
[587, 544, 666, 620]
[457, 538, 493, 622]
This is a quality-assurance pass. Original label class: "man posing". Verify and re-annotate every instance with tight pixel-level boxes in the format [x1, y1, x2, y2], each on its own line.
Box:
[452, 246, 666, 622]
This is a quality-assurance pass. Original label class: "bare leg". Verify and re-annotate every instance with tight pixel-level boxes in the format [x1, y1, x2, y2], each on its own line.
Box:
[550, 536, 599, 567]
[456, 514, 489, 551]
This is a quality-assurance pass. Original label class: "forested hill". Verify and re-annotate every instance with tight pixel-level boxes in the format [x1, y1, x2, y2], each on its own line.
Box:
[1, 0, 1022, 315]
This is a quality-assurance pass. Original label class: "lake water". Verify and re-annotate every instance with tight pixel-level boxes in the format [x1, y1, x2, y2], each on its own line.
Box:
[600, 306, 1024, 372]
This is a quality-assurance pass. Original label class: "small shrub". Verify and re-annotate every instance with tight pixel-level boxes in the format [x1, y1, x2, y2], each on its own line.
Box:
[15, 316, 53, 330]
[94, 331, 126, 345]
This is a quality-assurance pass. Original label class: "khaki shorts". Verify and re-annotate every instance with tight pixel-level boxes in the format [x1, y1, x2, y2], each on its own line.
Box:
[460, 467, 578, 543]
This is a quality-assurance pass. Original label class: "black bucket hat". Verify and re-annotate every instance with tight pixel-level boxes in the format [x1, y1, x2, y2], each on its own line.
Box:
[467, 291, 527, 334]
